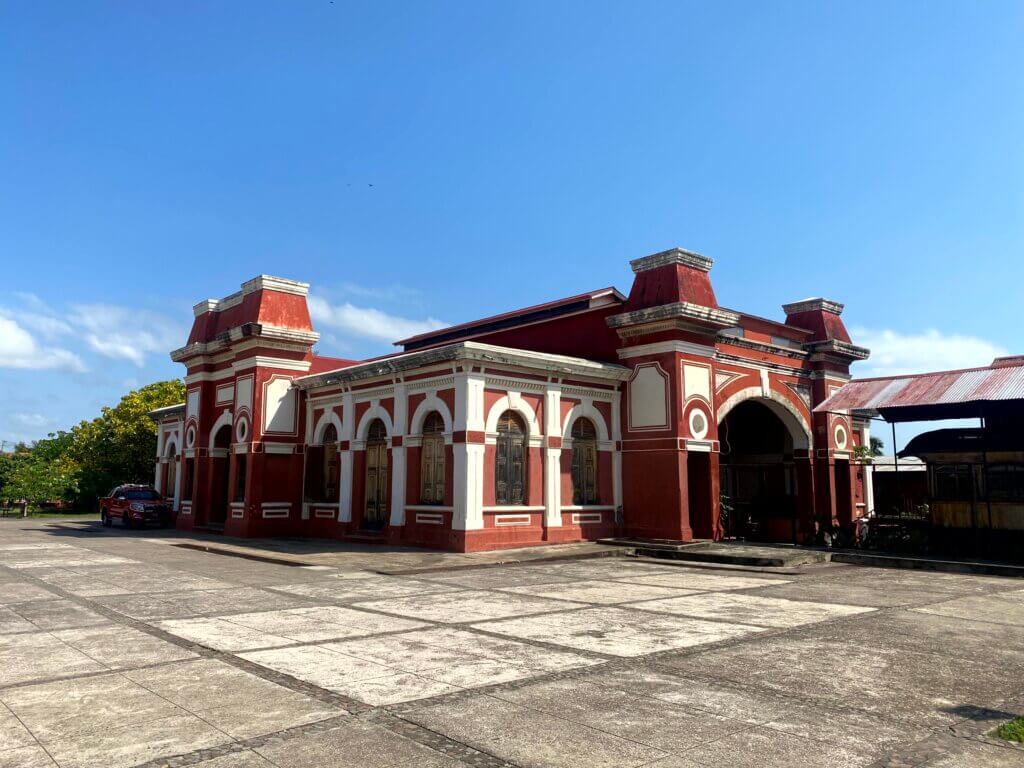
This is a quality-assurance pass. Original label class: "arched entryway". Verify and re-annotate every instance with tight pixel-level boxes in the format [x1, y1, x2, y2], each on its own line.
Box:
[163, 441, 178, 503]
[208, 424, 232, 526]
[718, 397, 809, 542]
[571, 417, 598, 505]
[363, 419, 389, 530]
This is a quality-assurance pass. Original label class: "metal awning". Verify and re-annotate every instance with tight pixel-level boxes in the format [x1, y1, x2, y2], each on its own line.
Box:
[815, 356, 1024, 422]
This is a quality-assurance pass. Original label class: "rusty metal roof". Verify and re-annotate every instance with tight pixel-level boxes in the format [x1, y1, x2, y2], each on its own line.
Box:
[816, 356, 1024, 414]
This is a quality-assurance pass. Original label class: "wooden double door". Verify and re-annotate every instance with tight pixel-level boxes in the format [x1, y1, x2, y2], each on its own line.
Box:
[495, 413, 527, 505]
[363, 420, 389, 530]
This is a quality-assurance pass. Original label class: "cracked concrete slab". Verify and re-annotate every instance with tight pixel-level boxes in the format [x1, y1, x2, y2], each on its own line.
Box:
[269, 576, 461, 602]
[355, 589, 583, 623]
[627, 592, 874, 628]
[0, 583, 60, 606]
[9, 599, 109, 631]
[405, 693, 670, 767]
[219, 606, 427, 643]
[0, 631, 107, 687]
[658, 634, 1021, 727]
[492, 677, 745, 753]
[914, 594, 1024, 627]
[474, 606, 765, 656]
[159, 606, 426, 652]
[4, 520, 1024, 768]
[497, 579, 703, 604]
[50, 624, 198, 670]
[677, 725, 873, 767]
[0, 607, 37, 635]
[253, 717, 465, 767]
[124, 659, 340, 739]
[610, 570, 792, 591]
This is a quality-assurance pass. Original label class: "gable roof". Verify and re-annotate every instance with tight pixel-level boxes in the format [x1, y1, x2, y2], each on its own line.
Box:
[395, 287, 625, 351]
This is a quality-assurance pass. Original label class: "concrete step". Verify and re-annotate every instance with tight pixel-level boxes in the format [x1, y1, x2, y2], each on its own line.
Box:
[342, 531, 387, 544]
[600, 538, 829, 567]
[831, 551, 1024, 578]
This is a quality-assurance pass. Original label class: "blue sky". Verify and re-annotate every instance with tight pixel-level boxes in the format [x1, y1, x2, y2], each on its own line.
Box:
[1, 1, 1021, 450]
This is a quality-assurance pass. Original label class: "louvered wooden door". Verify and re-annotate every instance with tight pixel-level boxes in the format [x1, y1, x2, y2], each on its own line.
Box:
[495, 413, 526, 505]
[363, 421, 388, 529]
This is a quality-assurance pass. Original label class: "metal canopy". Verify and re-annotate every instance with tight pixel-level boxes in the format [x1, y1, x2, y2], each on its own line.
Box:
[815, 356, 1024, 422]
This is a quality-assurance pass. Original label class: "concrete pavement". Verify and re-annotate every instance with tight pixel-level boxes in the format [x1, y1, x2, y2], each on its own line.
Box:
[1, 518, 1023, 767]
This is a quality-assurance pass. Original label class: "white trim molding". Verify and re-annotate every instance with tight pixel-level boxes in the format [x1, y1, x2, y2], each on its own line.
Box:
[716, 386, 812, 450]
[484, 391, 542, 437]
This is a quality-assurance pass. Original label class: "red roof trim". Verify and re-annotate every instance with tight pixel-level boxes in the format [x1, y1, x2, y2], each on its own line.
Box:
[308, 354, 362, 375]
[394, 287, 626, 347]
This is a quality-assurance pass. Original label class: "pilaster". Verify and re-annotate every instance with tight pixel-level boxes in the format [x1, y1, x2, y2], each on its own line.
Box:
[452, 368, 485, 531]
[338, 390, 354, 523]
[389, 381, 408, 527]
[543, 384, 562, 529]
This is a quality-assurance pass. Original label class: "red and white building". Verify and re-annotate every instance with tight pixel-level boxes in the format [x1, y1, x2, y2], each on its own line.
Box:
[152, 248, 872, 551]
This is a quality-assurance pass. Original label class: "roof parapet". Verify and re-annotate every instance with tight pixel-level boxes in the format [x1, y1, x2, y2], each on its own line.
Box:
[193, 275, 310, 317]
[630, 247, 712, 274]
[782, 297, 845, 316]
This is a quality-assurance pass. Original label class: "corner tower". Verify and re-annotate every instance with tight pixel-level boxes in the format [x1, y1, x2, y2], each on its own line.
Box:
[170, 276, 318, 535]
[609, 248, 738, 540]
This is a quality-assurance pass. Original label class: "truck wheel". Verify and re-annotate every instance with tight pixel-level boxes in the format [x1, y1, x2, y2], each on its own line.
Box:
[101, 511, 112, 528]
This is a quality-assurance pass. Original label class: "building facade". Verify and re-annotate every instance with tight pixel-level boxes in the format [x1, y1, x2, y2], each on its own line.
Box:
[153, 248, 872, 551]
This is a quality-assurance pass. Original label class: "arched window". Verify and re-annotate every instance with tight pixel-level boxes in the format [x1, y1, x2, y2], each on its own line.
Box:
[363, 419, 389, 529]
[420, 412, 445, 504]
[164, 443, 178, 498]
[571, 418, 598, 505]
[322, 423, 339, 503]
[495, 411, 527, 506]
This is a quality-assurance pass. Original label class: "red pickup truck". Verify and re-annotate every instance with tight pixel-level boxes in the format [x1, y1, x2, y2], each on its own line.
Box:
[99, 485, 171, 529]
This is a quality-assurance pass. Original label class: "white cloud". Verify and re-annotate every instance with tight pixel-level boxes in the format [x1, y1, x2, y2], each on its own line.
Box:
[1, 295, 186, 369]
[851, 327, 1008, 379]
[0, 314, 87, 372]
[339, 282, 423, 302]
[12, 413, 53, 428]
[67, 304, 185, 367]
[308, 295, 446, 343]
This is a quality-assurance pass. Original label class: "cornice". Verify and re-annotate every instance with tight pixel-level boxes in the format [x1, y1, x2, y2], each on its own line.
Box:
[716, 334, 809, 361]
[617, 340, 717, 360]
[607, 301, 740, 330]
[630, 247, 713, 274]
[782, 297, 845, 316]
[193, 275, 310, 317]
[171, 322, 318, 363]
[806, 339, 870, 361]
[294, 341, 631, 390]
[147, 403, 186, 422]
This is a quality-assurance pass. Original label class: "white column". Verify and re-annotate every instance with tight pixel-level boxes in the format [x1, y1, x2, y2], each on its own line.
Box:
[611, 394, 623, 511]
[452, 368, 485, 531]
[543, 384, 562, 528]
[389, 382, 408, 527]
[861, 422, 875, 515]
[338, 391, 355, 523]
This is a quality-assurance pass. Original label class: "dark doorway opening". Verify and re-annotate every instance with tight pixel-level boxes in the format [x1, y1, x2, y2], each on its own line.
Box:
[209, 424, 232, 526]
[719, 399, 799, 542]
[687, 451, 715, 539]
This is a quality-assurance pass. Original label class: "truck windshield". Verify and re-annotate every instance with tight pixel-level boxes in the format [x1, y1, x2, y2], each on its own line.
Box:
[125, 490, 160, 501]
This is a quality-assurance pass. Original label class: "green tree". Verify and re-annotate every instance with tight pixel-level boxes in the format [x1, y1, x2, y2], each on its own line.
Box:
[0, 444, 33, 501]
[68, 380, 185, 508]
[6, 449, 77, 506]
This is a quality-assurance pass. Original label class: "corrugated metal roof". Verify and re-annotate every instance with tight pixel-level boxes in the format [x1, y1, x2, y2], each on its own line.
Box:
[815, 356, 1024, 413]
